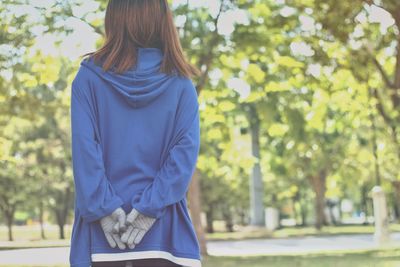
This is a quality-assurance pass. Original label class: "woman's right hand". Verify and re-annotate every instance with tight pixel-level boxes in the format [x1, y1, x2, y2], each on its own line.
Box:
[99, 207, 127, 250]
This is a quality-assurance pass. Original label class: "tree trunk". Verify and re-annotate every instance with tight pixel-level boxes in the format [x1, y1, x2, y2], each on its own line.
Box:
[299, 191, 308, 226]
[205, 209, 214, 233]
[300, 200, 308, 226]
[225, 218, 234, 232]
[392, 181, 400, 221]
[59, 223, 65, 240]
[309, 169, 327, 230]
[54, 186, 72, 240]
[292, 197, 298, 224]
[368, 87, 382, 186]
[328, 202, 336, 225]
[5, 206, 16, 241]
[247, 104, 265, 226]
[3, 205, 16, 242]
[238, 208, 246, 225]
[6, 214, 13, 241]
[54, 209, 65, 239]
[222, 205, 234, 232]
[338, 198, 343, 223]
[188, 168, 208, 256]
[184, 0, 227, 256]
[39, 200, 46, 239]
[361, 184, 369, 224]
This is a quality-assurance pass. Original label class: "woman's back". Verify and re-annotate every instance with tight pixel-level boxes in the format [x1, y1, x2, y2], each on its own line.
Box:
[69, 48, 201, 267]
[69, 1, 202, 266]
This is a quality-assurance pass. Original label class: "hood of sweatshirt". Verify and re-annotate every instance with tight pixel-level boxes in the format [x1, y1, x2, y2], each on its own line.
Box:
[80, 47, 176, 108]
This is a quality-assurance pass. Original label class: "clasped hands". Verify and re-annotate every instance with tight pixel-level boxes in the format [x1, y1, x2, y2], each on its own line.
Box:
[100, 207, 156, 250]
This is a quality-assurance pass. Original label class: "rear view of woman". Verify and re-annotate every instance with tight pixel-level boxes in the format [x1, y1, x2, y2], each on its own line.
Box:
[69, 1, 202, 266]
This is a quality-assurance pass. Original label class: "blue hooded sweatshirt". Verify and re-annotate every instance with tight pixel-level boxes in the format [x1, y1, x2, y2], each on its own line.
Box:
[69, 47, 202, 267]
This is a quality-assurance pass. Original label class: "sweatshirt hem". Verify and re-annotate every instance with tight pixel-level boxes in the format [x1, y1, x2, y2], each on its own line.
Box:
[70, 260, 92, 267]
[91, 246, 201, 267]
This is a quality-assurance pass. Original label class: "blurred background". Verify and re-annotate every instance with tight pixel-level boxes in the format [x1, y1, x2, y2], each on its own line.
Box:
[1, 0, 400, 266]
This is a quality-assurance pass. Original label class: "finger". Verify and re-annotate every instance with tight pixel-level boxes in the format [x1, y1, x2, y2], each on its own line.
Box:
[134, 230, 146, 244]
[113, 233, 126, 250]
[126, 209, 139, 225]
[105, 233, 117, 248]
[127, 228, 140, 247]
[112, 222, 120, 234]
[128, 242, 136, 249]
[118, 213, 127, 232]
[121, 225, 134, 243]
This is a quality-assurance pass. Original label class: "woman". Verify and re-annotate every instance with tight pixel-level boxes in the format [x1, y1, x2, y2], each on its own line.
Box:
[69, 1, 202, 267]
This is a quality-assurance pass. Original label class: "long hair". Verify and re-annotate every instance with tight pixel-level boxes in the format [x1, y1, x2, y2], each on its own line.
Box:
[81, 0, 200, 78]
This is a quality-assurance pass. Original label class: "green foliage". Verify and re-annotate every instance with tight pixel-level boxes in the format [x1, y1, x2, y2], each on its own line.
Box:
[1, 0, 400, 232]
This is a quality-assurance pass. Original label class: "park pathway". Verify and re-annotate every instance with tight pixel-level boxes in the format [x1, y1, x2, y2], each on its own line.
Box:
[1, 233, 399, 265]
[206, 232, 400, 256]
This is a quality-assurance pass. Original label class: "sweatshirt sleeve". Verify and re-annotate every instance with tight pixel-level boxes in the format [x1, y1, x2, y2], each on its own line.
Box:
[130, 79, 200, 219]
[70, 74, 124, 223]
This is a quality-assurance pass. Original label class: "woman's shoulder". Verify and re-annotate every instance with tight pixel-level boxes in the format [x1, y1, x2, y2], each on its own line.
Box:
[70, 58, 99, 99]
[72, 56, 101, 86]
[175, 76, 198, 100]
[172, 76, 199, 113]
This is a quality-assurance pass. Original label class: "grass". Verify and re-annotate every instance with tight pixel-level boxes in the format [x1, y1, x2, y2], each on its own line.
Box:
[201, 249, 400, 267]
[0, 224, 73, 242]
[1, 222, 400, 249]
[205, 222, 400, 241]
[0, 224, 72, 250]
[1, 222, 400, 267]
[1, 249, 400, 267]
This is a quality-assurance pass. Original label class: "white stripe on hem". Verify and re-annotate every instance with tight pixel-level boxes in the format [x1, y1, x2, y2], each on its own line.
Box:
[91, 250, 202, 267]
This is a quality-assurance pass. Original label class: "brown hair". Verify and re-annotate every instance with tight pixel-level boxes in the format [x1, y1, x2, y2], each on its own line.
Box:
[81, 0, 200, 78]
